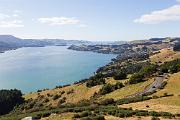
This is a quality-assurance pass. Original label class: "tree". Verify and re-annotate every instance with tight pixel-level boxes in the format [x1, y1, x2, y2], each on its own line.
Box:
[113, 71, 127, 80]
[129, 73, 144, 84]
[0, 89, 24, 115]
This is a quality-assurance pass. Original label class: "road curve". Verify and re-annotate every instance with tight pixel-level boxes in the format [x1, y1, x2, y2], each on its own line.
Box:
[126, 76, 164, 98]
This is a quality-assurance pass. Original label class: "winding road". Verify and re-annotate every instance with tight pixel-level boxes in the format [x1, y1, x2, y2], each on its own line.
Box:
[126, 75, 164, 98]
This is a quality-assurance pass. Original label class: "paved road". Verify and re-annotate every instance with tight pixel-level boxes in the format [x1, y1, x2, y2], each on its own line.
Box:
[126, 76, 164, 98]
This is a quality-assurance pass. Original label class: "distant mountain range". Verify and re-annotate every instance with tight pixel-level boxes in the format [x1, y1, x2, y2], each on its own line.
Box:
[0, 35, 91, 53]
[0, 35, 179, 53]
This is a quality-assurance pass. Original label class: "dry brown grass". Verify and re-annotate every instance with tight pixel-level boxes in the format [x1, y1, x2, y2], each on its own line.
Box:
[105, 77, 128, 85]
[119, 72, 180, 114]
[105, 116, 176, 120]
[41, 113, 74, 120]
[99, 78, 154, 101]
[119, 98, 180, 114]
[24, 83, 101, 106]
[153, 72, 180, 97]
[150, 48, 180, 63]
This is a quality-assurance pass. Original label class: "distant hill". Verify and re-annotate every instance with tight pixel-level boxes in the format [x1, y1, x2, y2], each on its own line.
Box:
[0, 35, 91, 53]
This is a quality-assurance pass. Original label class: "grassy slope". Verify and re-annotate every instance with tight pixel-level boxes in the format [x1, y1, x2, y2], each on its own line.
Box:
[105, 116, 177, 120]
[41, 113, 74, 120]
[21, 48, 180, 119]
[24, 83, 101, 106]
[150, 48, 180, 63]
[119, 72, 180, 114]
[99, 78, 154, 100]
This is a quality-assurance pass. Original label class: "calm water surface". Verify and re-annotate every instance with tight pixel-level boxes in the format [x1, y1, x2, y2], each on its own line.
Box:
[0, 46, 116, 93]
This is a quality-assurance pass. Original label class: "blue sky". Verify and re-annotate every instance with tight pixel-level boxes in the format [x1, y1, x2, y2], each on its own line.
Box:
[0, 0, 180, 41]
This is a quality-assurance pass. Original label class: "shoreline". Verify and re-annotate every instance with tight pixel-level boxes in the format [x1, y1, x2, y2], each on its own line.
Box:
[0, 46, 116, 94]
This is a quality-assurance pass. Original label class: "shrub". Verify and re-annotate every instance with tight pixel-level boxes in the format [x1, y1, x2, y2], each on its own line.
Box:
[86, 73, 105, 87]
[61, 91, 65, 94]
[129, 64, 157, 84]
[99, 84, 113, 95]
[129, 73, 144, 84]
[100, 98, 115, 105]
[67, 89, 74, 94]
[52, 94, 60, 100]
[93, 115, 105, 120]
[80, 111, 90, 117]
[0, 89, 24, 115]
[160, 59, 180, 74]
[73, 113, 80, 118]
[86, 78, 105, 87]
[152, 95, 159, 99]
[151, 116, 160, 120]
[173, 42, 180, 51]
[99, 82, 124, 95]
[41, 112, 51, 117]
[113, 71, 127, 80]
[43, 98, 49, 103]
[57, 98, 66, 106]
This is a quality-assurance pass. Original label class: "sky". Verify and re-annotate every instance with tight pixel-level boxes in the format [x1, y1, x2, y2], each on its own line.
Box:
[0, 0, 180, 41]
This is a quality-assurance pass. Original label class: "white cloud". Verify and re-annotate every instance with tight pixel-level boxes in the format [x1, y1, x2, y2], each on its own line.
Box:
[79, 24, 88, 28]
[134, 5, 180, 24]
[38, 17, 80, 26]
[0, 13, 10, 20]
[0, 12, 24, 28]
[0, 20, 24, 28]
[12, 14, 19, 17]
[13, 10, 22, 14]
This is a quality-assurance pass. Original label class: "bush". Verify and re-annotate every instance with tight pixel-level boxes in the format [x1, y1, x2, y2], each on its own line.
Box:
[116, 96, 152, 105]
[173, 41, 180, 51]
[43, 98, 49, 103]
[129, 73, 144, 84]
[0, 89, 24, 115]
[129, 64, 157, 84]
[93, 115, 105, 120]
[57, 98, 66, 106]
[160, 59, 180, 74]
[73, 113, 80, 118]
[151, 116, 160, 120]
[99, 82, 124, 95]
[86, 78, 105, 88]
[67, 89, 74, 94]
[99, 84, 113, 95]
[86, 73, 105, 87]
[113, 71, 127, 80]
[41, 112, 51, 117]
[52, 94, 60, 100]
[80, 111, 90, 117]
[100, 98, 115, 105]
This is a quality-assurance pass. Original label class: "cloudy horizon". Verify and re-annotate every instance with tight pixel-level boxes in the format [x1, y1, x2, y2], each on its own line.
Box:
[0, 0, 180, 41]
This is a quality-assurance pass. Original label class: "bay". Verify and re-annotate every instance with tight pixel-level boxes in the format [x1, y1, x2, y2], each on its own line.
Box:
[0, 46, 116, 93]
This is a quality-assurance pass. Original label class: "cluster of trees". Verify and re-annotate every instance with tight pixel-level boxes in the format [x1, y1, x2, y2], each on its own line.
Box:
[73, 111, 105, 120]
[107, 108, 174, 118]
[0, 89, 24, 115]
[116, 95, 152, 105]
[98, 82, 124, 95]
[160, 59, 180, 74]
[86, 73, 105, 87]
[173, 42, 180, 51]
[121, 62, 150, 74]
[113, 71, 127, 80]
[129, 64, 157, 84]
[97, 62, 150, 78]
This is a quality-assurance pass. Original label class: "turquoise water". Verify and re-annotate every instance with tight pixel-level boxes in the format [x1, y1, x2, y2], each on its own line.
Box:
[0, 46, 115, 93]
